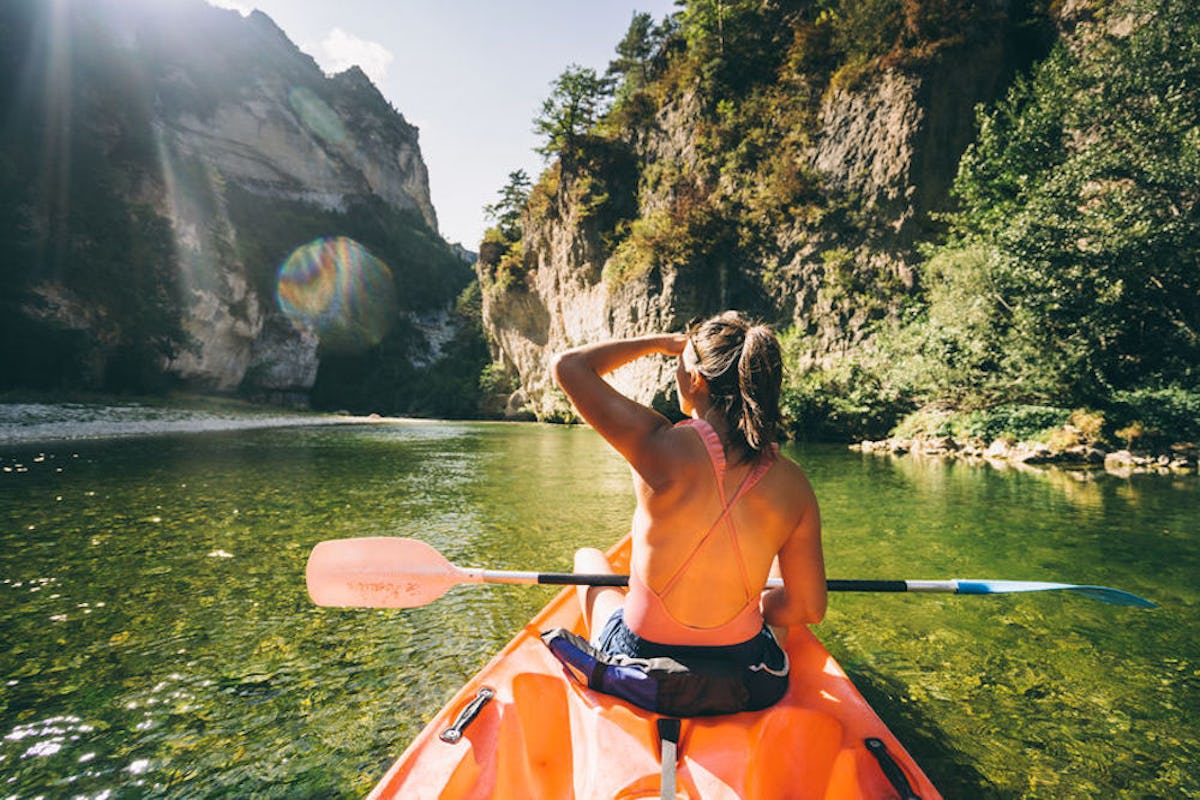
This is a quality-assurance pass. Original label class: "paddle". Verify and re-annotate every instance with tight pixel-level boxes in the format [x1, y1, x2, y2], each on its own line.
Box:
[305, 536, 1158, 609]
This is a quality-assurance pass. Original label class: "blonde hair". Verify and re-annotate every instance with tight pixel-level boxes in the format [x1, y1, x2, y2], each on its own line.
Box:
[687, 311, 782, 456]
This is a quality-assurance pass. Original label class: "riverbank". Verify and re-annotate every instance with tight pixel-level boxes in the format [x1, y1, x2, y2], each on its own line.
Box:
[0, 393, 390, 444]
[853, 434, 1199, 477]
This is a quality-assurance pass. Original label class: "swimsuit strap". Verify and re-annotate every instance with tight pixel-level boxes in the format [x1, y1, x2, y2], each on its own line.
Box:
[676, 418, 725, 487]
[656, 419, 774, 600]
[721, 454, 775, 601]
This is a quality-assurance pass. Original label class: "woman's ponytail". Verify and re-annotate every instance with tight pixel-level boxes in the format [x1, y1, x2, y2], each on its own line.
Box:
[736, 325, 782, 453]
[690, 312, 783, 458]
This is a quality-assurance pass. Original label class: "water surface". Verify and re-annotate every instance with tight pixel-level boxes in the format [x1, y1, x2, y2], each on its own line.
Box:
[0, 417, 1195, 798]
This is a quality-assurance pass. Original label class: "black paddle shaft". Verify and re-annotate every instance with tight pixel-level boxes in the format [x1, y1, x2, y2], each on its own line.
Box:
[537, 573, 629, 586]
[827, 579, 909, 593]
[534, 574, 911, 593]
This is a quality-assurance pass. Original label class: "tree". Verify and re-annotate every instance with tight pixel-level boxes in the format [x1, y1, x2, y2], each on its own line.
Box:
[677, 0, 786, 96]
[484, 169, 531, 241]
[533, 65, 613, 164]
[608, 12, 657, 96]
[904, 0, 1200, 405]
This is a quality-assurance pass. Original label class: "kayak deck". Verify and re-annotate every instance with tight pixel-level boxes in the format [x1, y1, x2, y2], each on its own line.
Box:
[368, 536, 941, 799]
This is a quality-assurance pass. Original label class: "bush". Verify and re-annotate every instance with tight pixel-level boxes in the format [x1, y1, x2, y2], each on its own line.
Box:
[890, 407, 957, 440]
[908, 0, 1200, 404]
[479, 362, 517, 398]
[950, 405, 1071, 442]
[779, 328, 912, 441]
[890, 404, 1070, 442]
[1108, 386, 1200, 446]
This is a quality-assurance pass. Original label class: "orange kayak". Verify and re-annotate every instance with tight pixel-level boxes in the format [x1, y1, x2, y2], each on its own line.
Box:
[368, 535, 942, 799]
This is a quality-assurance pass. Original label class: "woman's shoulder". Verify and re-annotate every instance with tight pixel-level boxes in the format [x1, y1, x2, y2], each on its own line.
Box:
[759, 450, 816, 499]
[632, 421, 717, 493]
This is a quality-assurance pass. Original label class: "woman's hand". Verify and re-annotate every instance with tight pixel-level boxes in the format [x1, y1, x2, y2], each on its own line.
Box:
[660, 333, 688, 358]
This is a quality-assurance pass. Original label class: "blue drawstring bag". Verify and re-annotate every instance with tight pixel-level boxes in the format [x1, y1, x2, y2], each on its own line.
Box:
[541, 628, 787, 717]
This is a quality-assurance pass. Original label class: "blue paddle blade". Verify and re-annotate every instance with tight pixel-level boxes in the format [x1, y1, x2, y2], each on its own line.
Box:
[1066, 586, 1159, 608]
[954, 580, 1158, 608]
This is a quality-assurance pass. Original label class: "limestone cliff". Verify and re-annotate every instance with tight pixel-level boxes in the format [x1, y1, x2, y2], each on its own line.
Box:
[778, 33, 1017, 369]
[480, 2, 1047, 419]
[0, 0, 465, 404]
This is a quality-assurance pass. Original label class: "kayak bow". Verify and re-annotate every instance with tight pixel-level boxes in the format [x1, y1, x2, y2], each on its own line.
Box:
[366, 535, 942, 800]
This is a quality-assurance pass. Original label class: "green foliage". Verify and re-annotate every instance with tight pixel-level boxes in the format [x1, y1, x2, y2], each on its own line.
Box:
[907, 0, 1200, 407]
[778, 328, 912, 441]
[890, 404, 1070, 442]
[477, 227, 509, 283]
[483, 170, 531, 242]
[524, 163, 561, 227]
[878, 244, 1036, 406]
[603, 187, 734, 290]
[411, 285, 492, 419]
[0, 1, 190, 393]
[533, 66, 614, 164]
[952, 405, 1069, 442]
[824, 0, 903, 91]
[494, 240, 527, 293]
[1108, 386, 1200, 445]
[608, 12, 660, 101]
[477, 227, 528, 294]
[604, 210, 675, 285]
[564, 135, 640, 232]
[479, 362, 517, 398]
[310, 282, 490, 419]
[675, 0, 809, 98]
[885, 388, 1200, 452]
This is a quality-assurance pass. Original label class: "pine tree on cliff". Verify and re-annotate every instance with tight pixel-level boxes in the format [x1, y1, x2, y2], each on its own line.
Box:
[533, 65, 613, 173]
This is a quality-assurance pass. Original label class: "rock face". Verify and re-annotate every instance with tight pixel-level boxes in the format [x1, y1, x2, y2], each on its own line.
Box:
[777, 36, 1015, 367]
[0, 0, 451, 400]
[150, 31, 437, 395]
[161, 42, 437, 229]
[482, 228, 685, 420]
[480, 4, 1032, 418]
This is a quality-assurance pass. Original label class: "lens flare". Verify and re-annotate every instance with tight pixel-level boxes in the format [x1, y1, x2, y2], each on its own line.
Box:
[276, 237, 396, 353]
[288, 86, 349, 147]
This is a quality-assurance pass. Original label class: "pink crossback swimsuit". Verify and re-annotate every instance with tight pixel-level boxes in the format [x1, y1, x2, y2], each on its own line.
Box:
[623, 418, 777, 646]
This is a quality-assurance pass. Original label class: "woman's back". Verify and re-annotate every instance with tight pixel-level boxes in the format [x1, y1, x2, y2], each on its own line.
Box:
[551, 310, 825, 651]
[629, 418, 820, 636]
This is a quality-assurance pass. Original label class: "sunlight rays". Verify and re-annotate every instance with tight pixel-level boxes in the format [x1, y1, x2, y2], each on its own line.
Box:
[23, 0, 74, 273]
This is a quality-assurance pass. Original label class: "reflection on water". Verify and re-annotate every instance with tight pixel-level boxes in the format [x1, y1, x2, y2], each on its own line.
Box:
[0, 422, 1196, 798]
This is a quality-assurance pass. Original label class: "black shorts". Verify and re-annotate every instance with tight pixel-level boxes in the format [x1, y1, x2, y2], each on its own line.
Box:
[592, 609, 787, 681]
[544, 610, 790, 716]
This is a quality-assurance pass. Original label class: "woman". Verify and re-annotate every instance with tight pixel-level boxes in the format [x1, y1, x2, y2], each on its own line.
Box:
[551, 311, 825, 710]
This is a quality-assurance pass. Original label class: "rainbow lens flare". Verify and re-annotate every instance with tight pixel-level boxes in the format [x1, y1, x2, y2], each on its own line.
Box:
[276, 237, 397, 353]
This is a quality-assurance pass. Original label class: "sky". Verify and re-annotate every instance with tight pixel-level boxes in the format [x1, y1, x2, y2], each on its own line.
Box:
[206, 0, 679, 249]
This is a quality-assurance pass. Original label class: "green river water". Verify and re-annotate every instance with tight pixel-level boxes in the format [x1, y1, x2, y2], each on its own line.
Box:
[0, 417, 1196, 798]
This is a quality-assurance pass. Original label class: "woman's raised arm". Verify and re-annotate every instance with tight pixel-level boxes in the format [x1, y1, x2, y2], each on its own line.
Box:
[551, 334, 687, 485]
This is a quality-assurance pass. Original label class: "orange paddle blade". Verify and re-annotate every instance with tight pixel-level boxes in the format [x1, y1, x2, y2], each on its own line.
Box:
[306, 537, 472, 608]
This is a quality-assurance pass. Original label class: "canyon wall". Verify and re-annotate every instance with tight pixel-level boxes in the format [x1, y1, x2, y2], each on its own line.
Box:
[480, 2, 1036, 418]
[0, 0, 465, 403]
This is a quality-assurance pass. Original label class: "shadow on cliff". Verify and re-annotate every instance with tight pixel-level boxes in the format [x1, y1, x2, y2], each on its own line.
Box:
[841, 666, 1011, 799]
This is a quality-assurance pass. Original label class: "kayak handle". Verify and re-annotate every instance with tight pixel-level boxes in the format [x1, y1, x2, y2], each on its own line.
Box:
[439, 686, 495, 744]
[865, 737, 921, 800]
